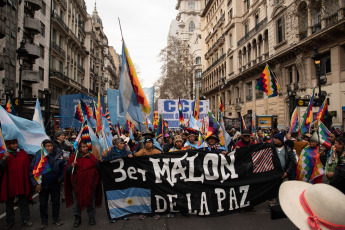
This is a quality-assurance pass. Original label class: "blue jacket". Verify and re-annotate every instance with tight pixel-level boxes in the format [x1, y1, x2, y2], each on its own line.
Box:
[30, 150, 66, 188]
[103, 146, 132, 161]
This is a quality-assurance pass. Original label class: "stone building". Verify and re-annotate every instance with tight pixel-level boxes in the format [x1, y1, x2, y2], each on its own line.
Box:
[0, 0, 50, 119]
[201, 0, 345, 129]
[171, 0, 203, 99]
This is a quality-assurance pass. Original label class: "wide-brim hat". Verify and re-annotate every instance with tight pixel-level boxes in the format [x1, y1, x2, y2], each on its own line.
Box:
[241, 129, 251, 136]
[205, 134, 220, 142]
[279, 181, 345, 230]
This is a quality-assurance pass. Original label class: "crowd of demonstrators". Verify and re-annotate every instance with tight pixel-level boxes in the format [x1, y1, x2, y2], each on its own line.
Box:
[1, 122, 345, 229]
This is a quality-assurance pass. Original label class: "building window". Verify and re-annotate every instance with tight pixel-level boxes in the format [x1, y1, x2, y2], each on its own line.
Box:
[41, 22, 45, 37]
[42, 1, 46, 15]
[276, 17, 285, 44]
[247, 82, 252, 99]
[39, 45, 44, 58]
[245, 0, 250, 11]
[51, 85, 62, 100]
[296, 69, 300, 82]
[196, 57, 201, 64]
[255, 14, 259, 26]
[245, 23, 249, 35]
[320, 51, 331, 75]
[230, 56, 233, 73]
[189, 21, 195, 32]
[229, 34, 232, 47]
[59, 61, 63, 73]
[195, 69, 202, 79]
[52, 29, 57, 42]
[39, 67, 44, 81]
[22, 85, 32, 98]
[51, 56, 56, 70]
[188, 1, 195, 10]
[288, 67, 293, 84]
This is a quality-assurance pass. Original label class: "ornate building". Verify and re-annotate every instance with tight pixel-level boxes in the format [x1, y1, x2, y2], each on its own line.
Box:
[201, 0, 345, 129]
[173, 0, 203, 99]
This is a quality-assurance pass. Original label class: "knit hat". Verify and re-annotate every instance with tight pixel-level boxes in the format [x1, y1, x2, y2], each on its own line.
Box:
[55, 131, 65, 138]
[273, 132, 285, 143]
[173, 135, 183, 144]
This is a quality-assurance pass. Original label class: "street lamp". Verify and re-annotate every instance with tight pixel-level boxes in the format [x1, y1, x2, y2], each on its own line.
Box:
[16, 38, 28, 116]
[288, 90, 296, 119]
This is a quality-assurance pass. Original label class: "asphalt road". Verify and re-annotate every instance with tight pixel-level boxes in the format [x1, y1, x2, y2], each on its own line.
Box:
[0, 195, 297, 230]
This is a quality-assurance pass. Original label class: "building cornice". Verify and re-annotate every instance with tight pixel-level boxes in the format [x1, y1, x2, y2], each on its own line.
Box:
[201, 0, 214, 17]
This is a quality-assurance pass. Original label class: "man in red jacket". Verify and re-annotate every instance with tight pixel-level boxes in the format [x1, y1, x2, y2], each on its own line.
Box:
[0, 139, 33, 229]
[64, 140, 102, 227]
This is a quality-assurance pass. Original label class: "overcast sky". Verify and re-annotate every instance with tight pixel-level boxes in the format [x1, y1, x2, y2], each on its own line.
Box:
[84, 0, 178, 87]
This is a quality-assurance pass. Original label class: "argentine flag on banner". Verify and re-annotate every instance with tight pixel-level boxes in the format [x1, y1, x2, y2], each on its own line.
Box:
[106, 187, 151, 218]
[0, 105, 50, 154]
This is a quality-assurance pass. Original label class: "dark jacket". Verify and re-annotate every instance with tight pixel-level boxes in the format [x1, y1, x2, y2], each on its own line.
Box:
[30, 150, 66, 188]
[53, 139, 72, 157]
[103, 146, 132, 161]
[282, 145, 297, 179]
[330, 162, 345, 194]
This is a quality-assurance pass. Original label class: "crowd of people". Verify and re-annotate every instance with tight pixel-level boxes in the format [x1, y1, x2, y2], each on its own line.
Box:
[0, 124, 344, 229]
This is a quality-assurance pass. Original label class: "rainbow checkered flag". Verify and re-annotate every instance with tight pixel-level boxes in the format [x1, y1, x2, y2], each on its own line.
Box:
[32, 146, 51, 184]
[80, 100, 93, 120]
[193, 88, 200, 120]
[296, 146, 324, 183]
[301, 88, 315, 133]
[289, 107, 299, 134]
[6, 99, 17, 116]
[74, 101, 84, 123]
[256, 64, 280, 98]
[74, 121, 92, 152]
[314, 98, 329, 126]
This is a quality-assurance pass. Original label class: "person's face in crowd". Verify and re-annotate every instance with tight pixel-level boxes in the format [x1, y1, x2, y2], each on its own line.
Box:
[258, 130, 262, 136]
[303, 136, 310, 142]
[169, 137, 173, 144]
[182, 134, 187, 140]
[44, 143, 53, 154]
[273, 138, 283, 146]
[79, 143, 88, 155]
[6, 140, 18, 151]
[188, 135, 196, 143]
[57, 134, 65, 142]
[175, 140, 183, 149]
[207, 137, 216, 146]
[115, 141, 125, 150]
[329, 133, 336, 144]
[145, 141, 153, 149]
[242, 135, 250, 142]
[124, 133, 129, 137]
[334, 140, 344, 152]
[286, 133, 291, 140]
[157, 137, 163, 145]
[309, 141, 318, 148]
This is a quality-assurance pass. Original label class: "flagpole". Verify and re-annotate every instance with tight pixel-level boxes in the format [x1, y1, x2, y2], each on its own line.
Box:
[71, 150, 78, 174]
[118, 18, 124, 41]
[0, 122, 8, 152]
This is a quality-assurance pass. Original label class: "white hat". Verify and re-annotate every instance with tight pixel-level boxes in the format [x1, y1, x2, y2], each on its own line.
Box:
[279, 181, 345, 230]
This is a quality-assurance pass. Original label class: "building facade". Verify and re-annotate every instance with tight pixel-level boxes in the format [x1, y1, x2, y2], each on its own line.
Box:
[201, 0, 345, 130]
[174, 0, 203, 99]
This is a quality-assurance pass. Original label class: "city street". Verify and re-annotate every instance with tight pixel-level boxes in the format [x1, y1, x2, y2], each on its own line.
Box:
[0, 194, 296, 230]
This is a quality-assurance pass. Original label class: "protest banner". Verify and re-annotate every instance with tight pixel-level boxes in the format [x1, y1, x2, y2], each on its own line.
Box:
[157, 99, 209, 129]
[99, 144, 283, 219]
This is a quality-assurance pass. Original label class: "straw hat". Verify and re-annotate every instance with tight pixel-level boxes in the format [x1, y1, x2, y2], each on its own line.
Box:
[279, 181, 345, 230]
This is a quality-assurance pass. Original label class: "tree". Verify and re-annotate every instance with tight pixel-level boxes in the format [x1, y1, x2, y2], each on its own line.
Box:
[155, 35, 194, 101]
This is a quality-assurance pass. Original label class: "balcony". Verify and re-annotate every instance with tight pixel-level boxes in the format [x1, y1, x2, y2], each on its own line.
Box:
[22, 70, 40, 83]
[238, 18, 267, 47]
[58, 0, 67, 10]
[0, 19, 5, 39]
[50, 69, 69, 85]
[25, 0, 42, 11]
[203, 54, 226, 75]
[24, 17, 41, 34]
[51, 12, 69, 35]
[51, 41, 66, 59]
[326, 13, 338, 27]
[312, 22, 321, 34]
[246, 95, 253, 101]
[81, 85, 88, 94]
[256, 92, 264, 99]
[25, 43, 40, 59]
[78, 65, 85, 74]
[204, 35, 225, 60]
[0, 54, 4, 71]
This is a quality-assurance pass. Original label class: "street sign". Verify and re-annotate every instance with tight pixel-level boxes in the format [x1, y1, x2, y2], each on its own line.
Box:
[12, 98, 44, 106]
[296, 98, 329, 107]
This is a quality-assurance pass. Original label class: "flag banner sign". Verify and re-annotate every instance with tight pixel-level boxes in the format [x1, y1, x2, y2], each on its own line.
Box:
[59, 94, 105, 129]
[99, 144, 283, 219]
[157, 99, 209, 129]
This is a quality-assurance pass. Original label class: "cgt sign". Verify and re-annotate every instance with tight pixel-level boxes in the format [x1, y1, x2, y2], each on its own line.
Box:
[157, 99, 209, 129]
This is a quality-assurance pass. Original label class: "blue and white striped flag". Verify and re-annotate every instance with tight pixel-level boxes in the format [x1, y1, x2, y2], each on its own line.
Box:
[0, 105, 50, 154]
[106, 187, 151, 218]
